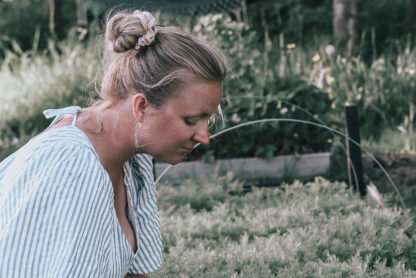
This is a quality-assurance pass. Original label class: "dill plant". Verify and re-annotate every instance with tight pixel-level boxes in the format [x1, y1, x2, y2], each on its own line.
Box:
[154, 175, 416, 277]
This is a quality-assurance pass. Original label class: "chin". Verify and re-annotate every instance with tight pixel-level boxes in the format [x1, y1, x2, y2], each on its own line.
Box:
[158, 155, 185, 165]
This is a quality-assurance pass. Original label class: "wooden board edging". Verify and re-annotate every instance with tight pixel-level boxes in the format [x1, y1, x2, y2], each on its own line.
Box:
[155, 152, 331, 184]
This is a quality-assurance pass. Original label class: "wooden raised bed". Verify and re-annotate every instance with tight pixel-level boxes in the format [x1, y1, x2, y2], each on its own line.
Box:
[155, 152, 331, 185]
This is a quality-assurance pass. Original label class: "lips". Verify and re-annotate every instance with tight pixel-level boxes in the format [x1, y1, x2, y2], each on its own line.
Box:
[181, 146, 193, 153]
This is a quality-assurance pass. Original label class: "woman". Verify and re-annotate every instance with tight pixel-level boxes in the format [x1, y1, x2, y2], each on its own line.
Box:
[0, 10, 226, 277]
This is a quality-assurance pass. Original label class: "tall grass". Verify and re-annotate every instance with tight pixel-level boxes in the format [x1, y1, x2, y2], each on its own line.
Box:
[0, 28, 100, 149]
[303, 37, 416, 144]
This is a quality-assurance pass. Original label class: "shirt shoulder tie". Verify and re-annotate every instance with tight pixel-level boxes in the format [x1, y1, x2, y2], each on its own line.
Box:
[43, 106, 82, 128]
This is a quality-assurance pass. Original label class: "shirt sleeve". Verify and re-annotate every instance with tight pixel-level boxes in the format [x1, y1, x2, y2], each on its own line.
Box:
[0, 143, 112, 277]
[125, 154, 163, 274]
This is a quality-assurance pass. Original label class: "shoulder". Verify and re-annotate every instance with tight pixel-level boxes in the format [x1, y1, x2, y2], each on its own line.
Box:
[32, 126, 95, 151]
[1, 127, 108, 191]
[0, 131, 112, 276]
[22, 127, 98, 164]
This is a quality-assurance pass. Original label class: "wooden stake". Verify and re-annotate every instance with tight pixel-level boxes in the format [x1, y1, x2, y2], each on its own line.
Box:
[345, 104, 366, 196]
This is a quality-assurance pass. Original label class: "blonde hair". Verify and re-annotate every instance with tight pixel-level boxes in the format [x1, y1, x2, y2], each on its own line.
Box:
[101, 10, 227, 108]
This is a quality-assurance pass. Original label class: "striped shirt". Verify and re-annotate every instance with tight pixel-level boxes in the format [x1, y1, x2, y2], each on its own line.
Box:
[0, 107, 162, 277]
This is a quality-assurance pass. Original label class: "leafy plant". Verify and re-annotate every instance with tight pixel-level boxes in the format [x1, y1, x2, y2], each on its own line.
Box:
[188, 14, 334, 161]
[155, 175, 416, 277]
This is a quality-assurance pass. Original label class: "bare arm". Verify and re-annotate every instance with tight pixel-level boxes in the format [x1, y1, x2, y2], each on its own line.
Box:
[125, 274, 149, 278]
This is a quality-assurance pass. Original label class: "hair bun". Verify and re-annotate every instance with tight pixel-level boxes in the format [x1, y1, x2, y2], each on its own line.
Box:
[106, 10, 158, 53]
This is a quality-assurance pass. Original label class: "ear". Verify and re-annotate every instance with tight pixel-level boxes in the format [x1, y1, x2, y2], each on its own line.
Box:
[132, 93, 149, 124]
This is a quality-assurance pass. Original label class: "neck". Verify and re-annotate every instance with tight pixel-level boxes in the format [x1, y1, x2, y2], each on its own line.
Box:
[77, 100, 136, 183]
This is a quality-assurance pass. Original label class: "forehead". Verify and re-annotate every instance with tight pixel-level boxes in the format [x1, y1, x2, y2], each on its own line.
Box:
[165, 81, 223, 115]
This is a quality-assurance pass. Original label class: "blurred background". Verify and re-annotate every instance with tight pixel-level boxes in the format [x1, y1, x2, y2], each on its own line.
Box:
[2, 0, 416, 183]
[2, 0, 416, 158]
[0, 1, 415, 176]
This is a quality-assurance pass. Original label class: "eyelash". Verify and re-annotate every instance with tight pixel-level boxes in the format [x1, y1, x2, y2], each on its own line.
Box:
[185, 119, 198, 126]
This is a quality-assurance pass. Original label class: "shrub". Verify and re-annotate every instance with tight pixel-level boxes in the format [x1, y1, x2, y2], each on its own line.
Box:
[189, 14, 334, 161]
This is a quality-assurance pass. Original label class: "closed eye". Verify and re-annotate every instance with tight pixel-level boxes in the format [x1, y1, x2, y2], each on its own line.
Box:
[183, 112, 210, 126]
[184, 118, 199, 126]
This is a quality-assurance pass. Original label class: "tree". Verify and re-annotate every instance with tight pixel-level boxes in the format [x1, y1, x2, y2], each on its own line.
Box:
[333, 0, 357, 54]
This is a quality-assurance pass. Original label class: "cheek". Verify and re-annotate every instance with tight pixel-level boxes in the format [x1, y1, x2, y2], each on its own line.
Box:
[168, 124, 193, 142]
[156, 118, 191, 143]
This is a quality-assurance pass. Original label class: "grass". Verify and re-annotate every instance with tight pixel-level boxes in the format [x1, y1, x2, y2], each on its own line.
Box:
[0, 28, 99, 146]
[362, 128, 416, 153]
[152, 174, 416, 277]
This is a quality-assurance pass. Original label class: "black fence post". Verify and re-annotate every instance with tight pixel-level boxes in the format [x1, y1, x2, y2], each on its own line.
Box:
[344, 104, 366, 196]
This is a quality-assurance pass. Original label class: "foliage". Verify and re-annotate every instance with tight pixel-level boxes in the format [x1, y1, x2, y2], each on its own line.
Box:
[310, 38, 416, 141]
[189, 14, 334, 161]
[2, 5, 416, 160]
[356, 0, 416, 59]
[154, 175, 416, 277]
[189, 13, 416, 159]
[245, 0, 416, 60]
[363, 128, 416, 154]
[0, 0, 77, 54]
[0, 28, 99, 150]
[245, 0, 333, 45]
[0, 0, 46, 53]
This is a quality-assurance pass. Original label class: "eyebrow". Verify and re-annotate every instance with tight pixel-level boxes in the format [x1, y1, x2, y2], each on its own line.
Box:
[184, 112, 210, 118]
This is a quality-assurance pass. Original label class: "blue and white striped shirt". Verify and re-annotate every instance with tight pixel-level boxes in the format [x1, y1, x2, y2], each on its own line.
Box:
[0, 107, 162, 277]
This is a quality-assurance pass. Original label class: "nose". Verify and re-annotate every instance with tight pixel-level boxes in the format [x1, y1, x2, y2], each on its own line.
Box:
[192, 123, 210, 145]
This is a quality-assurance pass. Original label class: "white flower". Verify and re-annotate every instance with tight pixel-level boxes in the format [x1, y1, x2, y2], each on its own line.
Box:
[212, 14, 222, 21]
[231, 113, 241, 123]
[326, 76, 335, 85]
[325, 44, 335, 55]
[287, 43, 296, 49]
[280, 108, 288, 115]
[312, 54, 320, 62]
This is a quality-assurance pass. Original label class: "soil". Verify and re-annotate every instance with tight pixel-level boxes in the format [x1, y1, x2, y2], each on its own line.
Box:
[363, 152, 416, 186]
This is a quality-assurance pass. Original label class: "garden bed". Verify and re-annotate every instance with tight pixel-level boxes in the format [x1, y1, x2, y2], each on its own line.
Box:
[363, 152, 416, 186]
[154, 175, 416, 277]
[155, 152, 331, 184]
